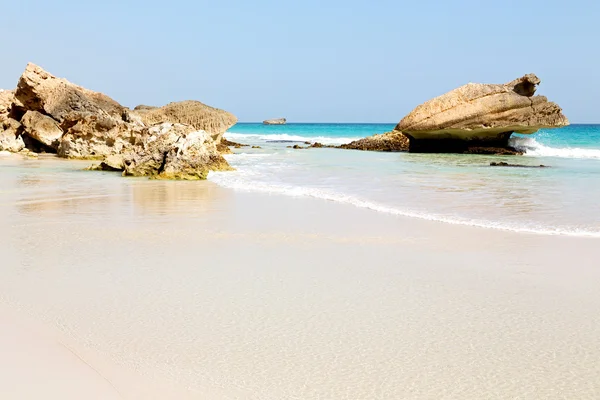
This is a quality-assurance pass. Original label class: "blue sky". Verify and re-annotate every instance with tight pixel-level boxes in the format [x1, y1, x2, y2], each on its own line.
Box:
[1, 0, 598, 122]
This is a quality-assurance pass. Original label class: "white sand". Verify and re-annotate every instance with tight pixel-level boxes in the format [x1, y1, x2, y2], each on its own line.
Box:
[0, 304, 120, 399]
[1, 157, 600, 399]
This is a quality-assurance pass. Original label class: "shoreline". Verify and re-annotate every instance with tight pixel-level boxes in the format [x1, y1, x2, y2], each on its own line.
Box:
[1, 156, 600, 398]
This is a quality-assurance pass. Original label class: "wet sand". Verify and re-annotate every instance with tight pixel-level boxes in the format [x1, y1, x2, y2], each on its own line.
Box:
[1, 155, 600, 399]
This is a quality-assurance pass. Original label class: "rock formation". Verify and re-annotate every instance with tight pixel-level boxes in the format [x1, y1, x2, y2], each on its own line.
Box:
[135, 100, 237, 142]
[263, 118, 286, 125]
[0, 63, 237, 179]
[122, 123, 232, 180]
[395, 74, 568, 153]
[21, 110, 64, 149]
[338, 131, 409, 152]
[0, 90, 25, 152]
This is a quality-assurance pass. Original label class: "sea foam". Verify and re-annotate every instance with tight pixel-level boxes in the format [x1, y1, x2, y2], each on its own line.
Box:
[511, 137, 600, 160]
[209, 170, 600, 238]
[225, 132, 357, 145]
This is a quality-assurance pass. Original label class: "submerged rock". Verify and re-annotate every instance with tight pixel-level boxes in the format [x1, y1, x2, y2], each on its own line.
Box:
[490, 161, 548, 168]
[263, 118, 286, 125]
[396, 74, 568, 153]
[338, 131, 409, 152]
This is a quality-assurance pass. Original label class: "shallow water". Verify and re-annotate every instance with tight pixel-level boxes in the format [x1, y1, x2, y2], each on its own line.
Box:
[1, 157, 600, 399]
[215, 124, 600, 236]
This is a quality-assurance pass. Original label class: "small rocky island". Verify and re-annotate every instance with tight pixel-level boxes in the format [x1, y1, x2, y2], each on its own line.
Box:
[263, 118, 286, 125]
[0, 63, 237, 179]
[337, 74, 568, 155]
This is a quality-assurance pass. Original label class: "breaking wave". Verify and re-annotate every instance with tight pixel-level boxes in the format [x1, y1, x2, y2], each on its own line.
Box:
[511, 137, 600, 160]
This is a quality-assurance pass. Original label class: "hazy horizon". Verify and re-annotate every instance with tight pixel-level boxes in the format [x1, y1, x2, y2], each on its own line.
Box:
[2, 0, 599, 123]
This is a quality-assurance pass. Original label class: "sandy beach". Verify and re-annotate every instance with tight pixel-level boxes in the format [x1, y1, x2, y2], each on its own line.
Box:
[0, 155, 599, 399]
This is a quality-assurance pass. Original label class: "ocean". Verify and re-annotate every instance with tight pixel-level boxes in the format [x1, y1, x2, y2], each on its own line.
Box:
[212, 123, 600, 237]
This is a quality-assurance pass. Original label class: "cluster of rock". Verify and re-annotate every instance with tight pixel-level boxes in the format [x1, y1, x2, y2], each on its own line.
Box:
[0, 63, 238, 179]
[284, 132, 409, 152]
[338, 131, 409, 152]
[336, 74, 568, 155]
[263, 118, 286, 125]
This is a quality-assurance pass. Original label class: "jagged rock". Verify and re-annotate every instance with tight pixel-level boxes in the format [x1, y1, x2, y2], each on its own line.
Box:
[0, 91, 24, 152]
[338, 131, 409, 152]
[123, 123, 232, 180]
[20, 110, 63, 149]
[396, 74, 569, 153]
[0, 118, 25, 152]
[263, 118, 286, 125]
[134, 100, 237, 143]
[0, 90, 14, 115]
[13, 63, 136, 156]
[15, 63, 126, 123]
[3, 63, 238, 180]
[57, 114, 142, 159]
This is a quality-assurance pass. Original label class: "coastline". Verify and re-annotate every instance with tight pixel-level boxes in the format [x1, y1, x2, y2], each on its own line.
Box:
[1, 156, 600, 399]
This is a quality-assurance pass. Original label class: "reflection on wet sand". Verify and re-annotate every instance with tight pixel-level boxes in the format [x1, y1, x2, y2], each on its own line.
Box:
[129, 180, 232, 217]
[0, 157, 232, 220]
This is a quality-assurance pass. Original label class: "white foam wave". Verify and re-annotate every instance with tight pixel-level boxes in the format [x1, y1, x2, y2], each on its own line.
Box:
[225, 132, 357, 145]
[511, 137, 600, 160]
[209, 171, 600, 238]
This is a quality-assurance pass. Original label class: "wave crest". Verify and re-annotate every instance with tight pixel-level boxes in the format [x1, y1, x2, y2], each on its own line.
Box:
[510, 137, 600, 159]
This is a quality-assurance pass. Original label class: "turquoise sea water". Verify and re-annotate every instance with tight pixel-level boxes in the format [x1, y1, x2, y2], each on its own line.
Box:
[210, 123, 600, 237]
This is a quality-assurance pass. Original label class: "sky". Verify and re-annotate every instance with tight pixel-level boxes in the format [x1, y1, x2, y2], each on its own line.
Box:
[1, 0, 599, 123]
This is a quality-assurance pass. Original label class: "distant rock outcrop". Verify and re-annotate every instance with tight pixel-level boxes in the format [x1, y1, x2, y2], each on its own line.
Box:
[0, 63, 237, 179]
[396, 74, 568, 153]
[263, 118, 286, 125]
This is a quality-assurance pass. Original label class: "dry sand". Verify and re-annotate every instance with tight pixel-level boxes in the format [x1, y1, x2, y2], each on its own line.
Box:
[1, 156, 599, 399]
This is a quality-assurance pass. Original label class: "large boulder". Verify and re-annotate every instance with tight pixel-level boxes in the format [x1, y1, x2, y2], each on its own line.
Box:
[396, 74, 569, 153]
[13, 63, 136, 156]
[263, 118, 286, 125]
[134, 100, 237, 143]
[15, 63, 126, 123]
[122, 123, 232, 180]
[20, 110, 63, 150]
